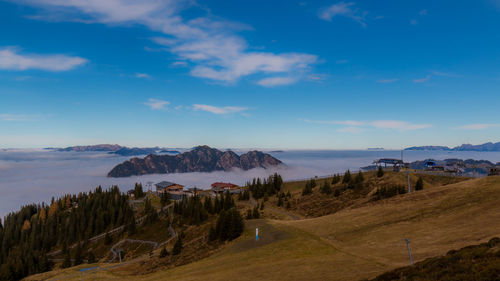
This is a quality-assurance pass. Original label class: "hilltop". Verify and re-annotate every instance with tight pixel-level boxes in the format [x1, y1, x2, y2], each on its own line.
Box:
[26, 172, 500, 281]
[56, 144, 123, 152]
[406, 141, 500, 151]
[107, 145, 283, 177]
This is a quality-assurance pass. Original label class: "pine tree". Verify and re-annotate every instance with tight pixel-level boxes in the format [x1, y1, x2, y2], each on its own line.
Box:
[104, 232, 112, 245]
[134, 183, 144, 198]
[252, 206, 260, 219]
[334, 188, 341, 197]
[355, 171, 364, 183]
[159, 247, 168, 258]
[127, 217, 136, 235]
[87, 251, 96, 264]
[415, 177, 424, 191]
[320, 180, 332, 194]
[173, 236, 182, 255]
[377, 166, 385, 177]
[61, 252, 72, 268]
[246, 209, 253, 220]
[277, 196, 283, 207]
[332, 174, 341, 185]
[209, 226, 217, 241]
[73, 244, 83, 266]
[227, 208, 244, 241]
[342, 170, 352, 184]
[260, 202, 265, 210]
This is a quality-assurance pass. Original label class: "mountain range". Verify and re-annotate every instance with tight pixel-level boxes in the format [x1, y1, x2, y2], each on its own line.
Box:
[107, 145, 283, 177]
[55, 144, 180, 156]
[405, 142, 500, 151]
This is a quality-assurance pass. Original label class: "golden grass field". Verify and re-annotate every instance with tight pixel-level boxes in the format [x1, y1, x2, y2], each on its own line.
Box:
[26, 175, 500, 281]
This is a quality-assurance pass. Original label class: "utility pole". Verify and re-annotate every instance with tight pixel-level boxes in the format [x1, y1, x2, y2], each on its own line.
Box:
[404, 238, 414, 265]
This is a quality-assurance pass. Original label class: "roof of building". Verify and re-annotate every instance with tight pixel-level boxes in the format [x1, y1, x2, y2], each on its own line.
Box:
[373, 158, 404, 165]
[211, 182, 239, 189]
[155, 181, 183, 188]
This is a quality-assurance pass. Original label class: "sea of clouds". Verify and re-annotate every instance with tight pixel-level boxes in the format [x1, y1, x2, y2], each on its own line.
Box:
[1, 149, 500, 218]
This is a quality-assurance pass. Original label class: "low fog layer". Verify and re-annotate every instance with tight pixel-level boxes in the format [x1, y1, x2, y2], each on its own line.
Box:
[1, 149, 500, 218]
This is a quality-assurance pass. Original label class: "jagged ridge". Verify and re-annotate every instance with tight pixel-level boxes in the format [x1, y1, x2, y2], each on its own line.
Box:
[107, 145, 283, 177]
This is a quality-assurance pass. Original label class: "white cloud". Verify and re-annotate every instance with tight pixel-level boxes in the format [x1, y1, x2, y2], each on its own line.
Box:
[0, 47, 87, 71]
[413, 75, 430, 83]
[171, 61, 188, 67]
[336, 59, 349, 64]
[143, 98, 169, 110]
[303, 119, 365, 126]
[457, 124, 500, 130]
[0, 114, 31, 121]
[304, 119, 432, 131]
[376, 78, 398, 84]
[370, 120, 432, 130]
[192, 104, 247, 115]
[430, 71, 462, 78]
[135, 72, 151, 79]
[257, 76, 297, 87]
[20, 0, 317, 85]
[337, 126, 364, 133]
[319, 2, 367, 27]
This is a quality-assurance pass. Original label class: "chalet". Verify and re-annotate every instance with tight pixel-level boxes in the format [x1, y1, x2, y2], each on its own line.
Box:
[167, 190, 186, 201]
[489, 168, 500, 176]
[211, 182, 241, 194]
[127, 189, 135, 198]
[155, 181, 184, 194]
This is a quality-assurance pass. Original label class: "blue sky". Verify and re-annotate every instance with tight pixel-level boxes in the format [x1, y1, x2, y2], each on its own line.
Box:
[1, 0, 500, 149]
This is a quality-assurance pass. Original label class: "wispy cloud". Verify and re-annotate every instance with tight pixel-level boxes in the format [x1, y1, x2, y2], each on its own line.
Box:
[410, 19, 418, 25]
[457, 124, 500, 130]
[0, 47, 87, 71]
[0, 114, 33, 121]
[304, 119, 432, 131]
[192, 104, 247, 115]
[370, 120, 432, 130]
[336, 59, 349, 64]
[337, 126, 364, 133]
[303, 119, 364, 126]
[257, 76, 296, 87]
[376, 78, 398, 84]
[419, 9, 428, 16]
[430, 71, 462, 78]
[144, 98, 169, 110]
[135, 72, 151, 79]
[20, 0, 317, 86]
[171, 61, 188, 67]
[319, 2, 367, 27]
[413, 75, 430, 83]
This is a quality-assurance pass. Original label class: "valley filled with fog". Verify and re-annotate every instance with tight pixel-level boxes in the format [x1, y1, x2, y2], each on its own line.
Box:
[1, 149, 500, 217]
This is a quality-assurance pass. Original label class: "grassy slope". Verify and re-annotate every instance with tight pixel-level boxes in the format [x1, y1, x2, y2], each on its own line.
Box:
[26, 176, 500, 281]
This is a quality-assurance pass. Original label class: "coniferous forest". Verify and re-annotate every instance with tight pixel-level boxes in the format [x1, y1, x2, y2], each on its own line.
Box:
[0, 185, 245, 281]
[0, 186, 134, 280]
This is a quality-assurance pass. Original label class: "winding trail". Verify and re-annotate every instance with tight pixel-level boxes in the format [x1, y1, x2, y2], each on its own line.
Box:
[47, 202, 174, 256]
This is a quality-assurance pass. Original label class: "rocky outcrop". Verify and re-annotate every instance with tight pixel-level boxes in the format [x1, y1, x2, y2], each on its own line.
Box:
[107, 145, 283, 177]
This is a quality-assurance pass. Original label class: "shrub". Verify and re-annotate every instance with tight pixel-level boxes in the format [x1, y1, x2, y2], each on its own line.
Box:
[320, 181, 332, 194]
[415, 177, 424, 191]
[159, 247, 168, 258]
[377, 166, 384, 177]
[373, 185, 406, 200]
[173, 236, 183, 255]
